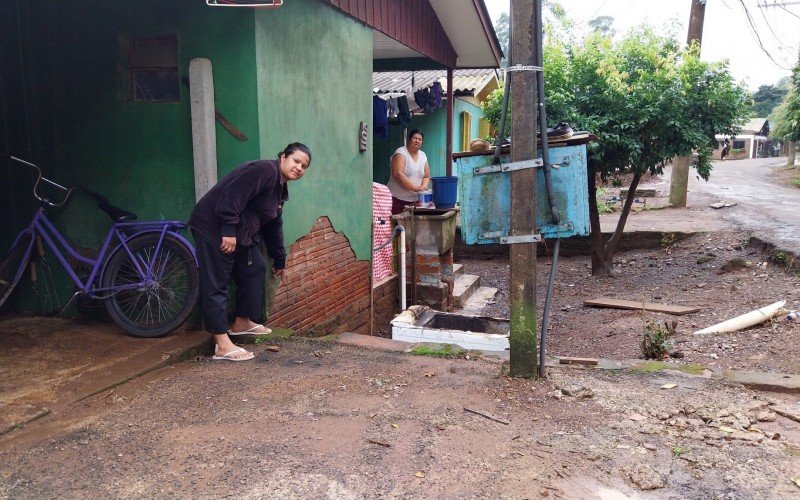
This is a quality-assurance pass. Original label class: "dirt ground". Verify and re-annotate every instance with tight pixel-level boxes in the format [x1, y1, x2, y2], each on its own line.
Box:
[2, 336, 800, 499]
[463, 230, 800, 375]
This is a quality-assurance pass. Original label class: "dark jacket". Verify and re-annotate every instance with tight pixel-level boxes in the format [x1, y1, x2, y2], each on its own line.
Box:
[189, 159, 288, 269]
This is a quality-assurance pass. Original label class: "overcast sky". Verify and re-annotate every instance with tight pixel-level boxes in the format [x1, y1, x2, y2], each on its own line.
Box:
[483, 0, 800, 90]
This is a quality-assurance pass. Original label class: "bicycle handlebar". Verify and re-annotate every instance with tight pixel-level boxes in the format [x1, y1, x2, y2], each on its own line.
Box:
[3, 153, 78, 207]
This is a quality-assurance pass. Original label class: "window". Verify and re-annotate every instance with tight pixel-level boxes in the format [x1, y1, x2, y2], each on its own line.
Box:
[460, 111, 472, 152]
[732, 140, 745, 150]
[129, 35, 179, 102]
[479, 118, 491, 142]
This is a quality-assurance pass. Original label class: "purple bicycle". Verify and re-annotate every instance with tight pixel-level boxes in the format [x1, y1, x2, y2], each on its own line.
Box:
[0, 155, 199, 337]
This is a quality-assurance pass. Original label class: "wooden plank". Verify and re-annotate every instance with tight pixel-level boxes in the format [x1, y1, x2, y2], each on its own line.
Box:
[583, 298, 700, 315]
[558, 357, 598, 366]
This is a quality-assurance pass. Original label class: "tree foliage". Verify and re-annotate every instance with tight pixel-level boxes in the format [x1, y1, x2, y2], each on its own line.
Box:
[495, 12, 509, 68]
[548, 28, 749, 274]
[751, 83, 789, 118]
[587, 15, 615, 36]
[770, 53, 800, 143]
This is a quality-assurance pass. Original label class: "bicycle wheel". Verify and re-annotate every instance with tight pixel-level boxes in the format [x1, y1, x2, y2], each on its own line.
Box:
[0, 233, 34, 309]
[102, 233, 198, 337]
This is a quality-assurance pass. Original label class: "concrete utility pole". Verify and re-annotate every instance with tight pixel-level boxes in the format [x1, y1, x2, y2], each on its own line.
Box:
[508, 0, 539, 378]
[669, 0, 707, 207]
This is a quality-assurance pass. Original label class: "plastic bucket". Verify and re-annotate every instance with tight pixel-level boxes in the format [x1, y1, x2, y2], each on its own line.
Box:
[431, 176, 458, 209]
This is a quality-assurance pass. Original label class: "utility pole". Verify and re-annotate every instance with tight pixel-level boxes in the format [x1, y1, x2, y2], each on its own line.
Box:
[669, 0, 707, 207]
[508, 0, 538, 378]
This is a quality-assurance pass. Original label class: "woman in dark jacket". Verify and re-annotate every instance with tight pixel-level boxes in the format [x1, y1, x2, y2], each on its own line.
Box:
[189, 143, 311, 361]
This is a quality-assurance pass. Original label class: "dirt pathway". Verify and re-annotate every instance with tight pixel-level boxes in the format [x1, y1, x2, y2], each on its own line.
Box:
[2, 338, 800, 498]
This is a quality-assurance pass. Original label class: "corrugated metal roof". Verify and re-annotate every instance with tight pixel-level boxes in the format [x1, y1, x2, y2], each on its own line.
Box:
[372, 69, 498, 96]
[742, 117, 768, 134]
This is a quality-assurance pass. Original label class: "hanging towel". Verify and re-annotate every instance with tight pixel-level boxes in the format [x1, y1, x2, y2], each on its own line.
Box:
[431, 81, 443, 109]
[397, 95, 412, 128]
[373, 95, 389, 141]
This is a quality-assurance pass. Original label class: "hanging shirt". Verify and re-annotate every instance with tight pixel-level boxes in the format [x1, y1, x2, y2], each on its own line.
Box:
[386, 146, 428, 202]
[431, 81, 443, 109]
[373, 95, 389, 141]
[397, 95, 412, 128]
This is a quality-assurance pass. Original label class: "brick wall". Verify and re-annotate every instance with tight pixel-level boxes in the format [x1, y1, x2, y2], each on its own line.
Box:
[372, 274, 400, 338]
[267, 217, 371, 336]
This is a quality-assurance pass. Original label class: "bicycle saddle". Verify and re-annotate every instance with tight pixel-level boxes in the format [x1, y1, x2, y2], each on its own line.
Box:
[83, 187, 138, 222]
[98, 200, 138, 222]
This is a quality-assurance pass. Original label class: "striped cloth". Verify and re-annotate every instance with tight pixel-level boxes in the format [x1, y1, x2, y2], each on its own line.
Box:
[372, 183, 394, 282]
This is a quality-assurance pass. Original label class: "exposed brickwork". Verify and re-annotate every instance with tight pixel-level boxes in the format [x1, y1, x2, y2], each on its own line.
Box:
[267, 217, 370, 336]
[372, 274, 400, 338]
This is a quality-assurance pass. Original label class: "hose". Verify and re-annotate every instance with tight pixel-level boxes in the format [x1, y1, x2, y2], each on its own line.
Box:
[534, 0, 561, 377]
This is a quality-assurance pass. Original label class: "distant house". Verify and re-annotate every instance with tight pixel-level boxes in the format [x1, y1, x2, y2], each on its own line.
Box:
[714, 118, 770, 160]
[371, 69, 500, 182]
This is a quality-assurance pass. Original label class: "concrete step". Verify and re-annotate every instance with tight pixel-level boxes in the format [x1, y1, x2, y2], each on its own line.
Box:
[456, 286, 499, 314]
[452, 263, 465, 278]
[452, 273, 481, 308]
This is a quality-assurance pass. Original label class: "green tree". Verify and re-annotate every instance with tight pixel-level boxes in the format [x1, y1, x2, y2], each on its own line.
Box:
[769, 53, 800, 165]
[751, 83, 789, 117]
[494, 12, 509, 67]
[545, 28, 750, 274]
[587, 15, 615, 36]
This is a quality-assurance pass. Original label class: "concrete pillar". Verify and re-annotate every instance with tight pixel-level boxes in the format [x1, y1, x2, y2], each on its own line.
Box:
[189, 58, 218, 202]
[669, 155, 691, 208]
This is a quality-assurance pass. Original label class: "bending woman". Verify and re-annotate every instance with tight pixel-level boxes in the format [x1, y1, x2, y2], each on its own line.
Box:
[386, 129, 431, 215]
[189, 143, 311, 361]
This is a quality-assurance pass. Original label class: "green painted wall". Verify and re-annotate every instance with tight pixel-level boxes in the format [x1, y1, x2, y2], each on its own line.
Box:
[372, 97, 484, 184]
[255, 0, 373, 259]
[1, 0, 261, 312]
[1, 0, 375, 315]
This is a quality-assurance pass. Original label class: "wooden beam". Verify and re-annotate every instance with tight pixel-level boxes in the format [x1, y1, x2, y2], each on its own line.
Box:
[583, 298, 701, 316]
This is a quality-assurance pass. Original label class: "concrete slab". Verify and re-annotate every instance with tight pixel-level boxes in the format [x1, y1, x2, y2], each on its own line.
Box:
[0, 316, 210, 435]
[335, 332, 411, 352]
[723, 370, 800, 394]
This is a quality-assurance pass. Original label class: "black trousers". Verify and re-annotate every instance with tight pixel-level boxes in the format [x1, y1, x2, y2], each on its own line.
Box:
[192, 231, 267, 334]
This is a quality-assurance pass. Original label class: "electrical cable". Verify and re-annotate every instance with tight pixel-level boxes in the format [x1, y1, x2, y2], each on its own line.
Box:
[737, 0, 792, 70]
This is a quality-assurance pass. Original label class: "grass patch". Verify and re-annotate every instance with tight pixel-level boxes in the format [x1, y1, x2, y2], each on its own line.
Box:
[409, 343, 466, 358]
[790, 177, 800, 188]
[631, 361, 666, 373]
[630, 361, 705, 375]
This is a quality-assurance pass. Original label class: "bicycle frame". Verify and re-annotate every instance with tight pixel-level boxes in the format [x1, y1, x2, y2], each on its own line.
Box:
[12, 207, 197, 298]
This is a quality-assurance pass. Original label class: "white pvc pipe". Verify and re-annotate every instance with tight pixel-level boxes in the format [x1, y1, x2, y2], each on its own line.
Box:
[398, 226, 407, 310]
[694, 300, 786, 335]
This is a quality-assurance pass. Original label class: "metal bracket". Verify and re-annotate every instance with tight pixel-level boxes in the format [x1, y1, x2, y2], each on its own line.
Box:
[500, 233, 542, 244]
[474, 157, 570, 176]
[504, 65, 544, 73]
[481, 231, 505, 240]
[539, 222, 575, 235]
[474, 159, 542, 175]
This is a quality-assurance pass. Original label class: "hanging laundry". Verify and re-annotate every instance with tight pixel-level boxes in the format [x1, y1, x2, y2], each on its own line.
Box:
[373, 95, 389, 141]
[431, 81, 443, 109]
[387, 97, 399, 118]
[397, 95, 412, 128]
[414, 87, 434, 113]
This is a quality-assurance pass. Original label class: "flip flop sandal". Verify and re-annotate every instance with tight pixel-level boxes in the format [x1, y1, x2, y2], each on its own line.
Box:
[212, 347, 255, 361]
[228, 324, 272, 336]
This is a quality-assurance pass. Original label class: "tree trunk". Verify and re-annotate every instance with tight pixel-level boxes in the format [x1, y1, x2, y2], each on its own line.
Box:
[789, 141, 797, 167]
[587, 161, 611, 275]
[603, 169, 644, 269]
